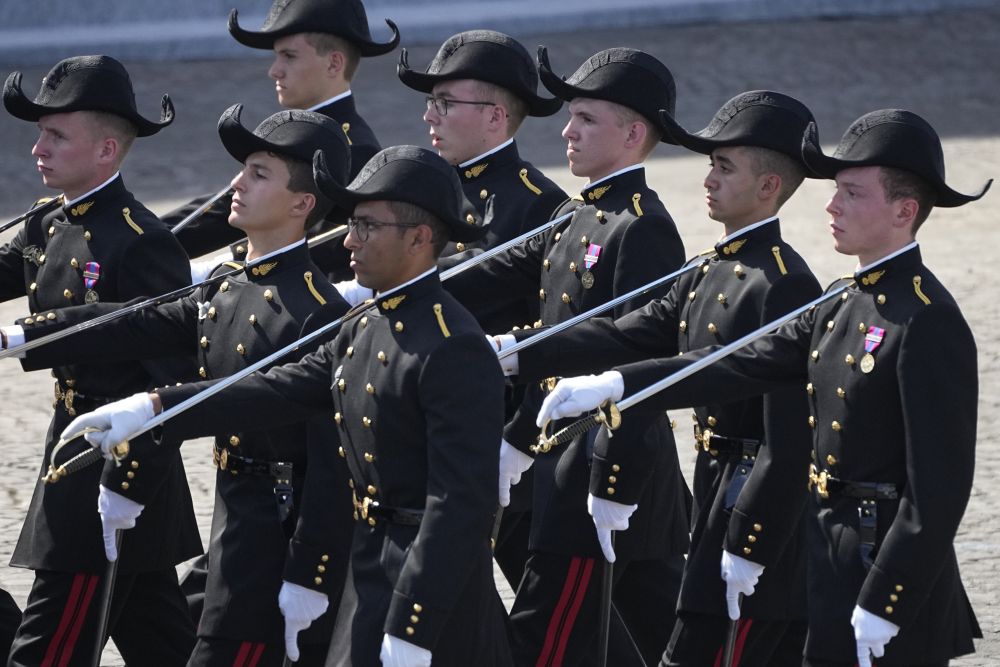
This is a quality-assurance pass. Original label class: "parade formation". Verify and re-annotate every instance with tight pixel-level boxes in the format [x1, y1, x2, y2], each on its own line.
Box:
[0, 1, 992, 666]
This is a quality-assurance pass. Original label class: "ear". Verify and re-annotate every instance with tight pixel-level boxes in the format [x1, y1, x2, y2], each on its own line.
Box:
[758, 173, 782, 201]
[409, 223, 435, 254]
[327, 50, 346, 78]
[623, 121, 648, 151]
[95, 137, 119, 166]
[487, 103, 509, 133]
[893, 197, 920, 230]
[290, 192, 316, 220]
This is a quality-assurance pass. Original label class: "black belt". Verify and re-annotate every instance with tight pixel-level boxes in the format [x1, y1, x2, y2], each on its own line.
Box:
[214, 446, 295, 522]
[53, 381, 116, 416]
[693, 425, 762, 458]
[352, 492, 423, 527]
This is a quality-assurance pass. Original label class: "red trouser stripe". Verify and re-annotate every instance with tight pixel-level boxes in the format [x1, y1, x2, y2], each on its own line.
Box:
[41, 573, 99, 667]
[712, 618, 755, 667]
[232, 641, 252, 666]
[233, 641, 267, 667]
[536, 556, 595, 667]
[246, 643, 266, 667]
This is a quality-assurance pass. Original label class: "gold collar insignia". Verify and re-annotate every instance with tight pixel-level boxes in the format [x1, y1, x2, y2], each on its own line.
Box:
[861, 269, 885, 286]
[721, 239, 747, 256]
[381, 295, 407, 310]
[464, 163, 488, 179]
[70, 201, 94, 217]
[251, 261, 279, 277]
[586, 184, 612, 201]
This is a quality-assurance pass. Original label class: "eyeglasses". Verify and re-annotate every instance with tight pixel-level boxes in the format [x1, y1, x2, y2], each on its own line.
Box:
[425, 96, 496, 117]
[347, 217, 420, 242]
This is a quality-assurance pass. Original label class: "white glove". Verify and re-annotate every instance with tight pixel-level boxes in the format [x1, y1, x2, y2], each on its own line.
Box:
[852, 605, 900, 667]
[720, 551, 765, 620]
[335, 278, 374, 307]
[278, 581, 329, 662]
[60, 392, 155, 458]
[0, 325, 25, 351]
[485, 333, 519, 376]
[379, 633, 432, 667]
[587, 493, 637, 563]
[189, 254, 228, 284]
[97, 485, 144, 561]
[498, 439, 534, 507]
[536, 371, 624, 427]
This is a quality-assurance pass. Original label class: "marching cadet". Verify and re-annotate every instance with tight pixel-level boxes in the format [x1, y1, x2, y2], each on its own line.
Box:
[5, 108, 354, 665]
[169, 0, 399, 278]
[395, 28, 569, 588]
[538, 109, 990, 667]
[447, 47, 689, 665]
[61, 145, 512, 667]
[495, 91, 822, 666]
[0, 55, 201, 666]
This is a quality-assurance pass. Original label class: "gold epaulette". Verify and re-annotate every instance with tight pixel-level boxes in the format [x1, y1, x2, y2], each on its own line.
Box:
[32, 196, 57, 207]
[432, 303, 451, 338]
[304, 271, 326, 305]
[122, 208, 144, 235]
[632, 193, 643, 216]
[519, 168, 542, 195]
[341, 122, 352, 146]
[222, 261, 243, 270]
[571, 194, 585, 202]
[770, 246, 788, 275]
[912, 275, 931, 305]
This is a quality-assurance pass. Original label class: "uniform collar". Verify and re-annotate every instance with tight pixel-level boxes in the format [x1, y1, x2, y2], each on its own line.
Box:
[373, 267, 439, 312]
[853, 242, 921, 290]
[61, 173, 126, 221]
[242, 239, 309, 282]
[308, 90, 353, 113]
[714, 216, 781, 258]
[458, 139, 517, 182]
[580, 164, 645, 203]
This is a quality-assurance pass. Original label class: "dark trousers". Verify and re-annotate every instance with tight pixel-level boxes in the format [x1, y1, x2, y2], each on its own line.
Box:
[660, 612, 806, 667]
[510, 551, 682, 667]
[179, 554, 209, 627]
[804, 660, 948, 667]
[0, 590, 20, 663]
[189, 636, 329, 667]
[7, 567, 195, 667]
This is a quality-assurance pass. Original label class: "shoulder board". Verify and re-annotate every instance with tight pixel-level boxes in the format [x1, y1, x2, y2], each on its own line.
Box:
[341, 122, 352, 146]
[824, 276, 855, 294]
[121, 207, 144, 235]
[222, 261, 243, 271]
[32, 196, 57, 207]
[631, 193, 643, 216]
[571, 194, 585, 202]
[518, 168, 543, 195]
[432, 303, 451, 338]
[770, 246, 788, 276]
[912, 275, 931, 305]
[304, 271, 326, 305]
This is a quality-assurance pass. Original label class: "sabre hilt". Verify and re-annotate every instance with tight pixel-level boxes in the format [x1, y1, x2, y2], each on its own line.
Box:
[531, 402, 621, 454]
[43, 435, 128, 484]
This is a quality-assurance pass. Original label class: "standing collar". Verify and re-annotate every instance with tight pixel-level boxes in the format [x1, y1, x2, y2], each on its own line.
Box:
[714, 216, 781, 258]
[853, 242, 921, 290]
[62, 173, 127, 220]
[242, 238, 309, 282]
[307, 89, 353, 112]
[717, 215, 778, 245]
[459, 138, 515, 169]
[584, 163, 643, 191]
[64, 172, 122, 207]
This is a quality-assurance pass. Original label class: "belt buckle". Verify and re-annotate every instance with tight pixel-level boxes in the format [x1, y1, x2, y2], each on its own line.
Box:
[53, 383, 77, 417]
[219, 448, 229, 471]
[808, 464, 829, 499]
[352, 492, 373, 521]
[697, 427, 718, 456]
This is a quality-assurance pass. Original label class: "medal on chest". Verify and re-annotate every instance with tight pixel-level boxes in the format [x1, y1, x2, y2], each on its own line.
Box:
[82, 261, 101, 303]
[581, 243, 602, 289]
[860, 326, 885, 374]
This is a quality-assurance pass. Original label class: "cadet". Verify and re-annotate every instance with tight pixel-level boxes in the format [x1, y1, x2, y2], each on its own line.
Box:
[63, 146, 512, 667]
[448, 47, 689, 665]
[539, 109, 989, 667]
[170, 0, 399, 277]
[0, 55, 200, 666]
[497, 91, 822, 666]
[6, 108, 354, 665]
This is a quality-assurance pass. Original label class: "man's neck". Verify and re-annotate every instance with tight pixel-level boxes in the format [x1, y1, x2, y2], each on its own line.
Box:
[721, 210, 779, 238]
[856, 239, 918, 270]
[457, 137, 514, 168]
[63, 170, 120, 204]
[376, 262, 437, 295]
[245, 226, 308, 261]
[304, 86, 351, 111]
[585, 163, 643, 188]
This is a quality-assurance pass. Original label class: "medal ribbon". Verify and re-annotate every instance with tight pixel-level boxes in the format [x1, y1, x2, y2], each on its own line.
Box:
[584, 243, 602, 270]
[83, 261, 101, 290]
[864, 326, 884, 354]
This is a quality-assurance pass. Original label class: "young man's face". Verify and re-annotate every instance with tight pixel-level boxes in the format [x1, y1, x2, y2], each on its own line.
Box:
[561, 98, 634, 181]
[228, 151, 301, 232]
[826, 166, 901, 262]
[423, 79, 494, 165]
[32, 112, 106, 198]
[343, 200, 418, 292]
[269, 33, 332, 109]
[704, 146, 768, 228]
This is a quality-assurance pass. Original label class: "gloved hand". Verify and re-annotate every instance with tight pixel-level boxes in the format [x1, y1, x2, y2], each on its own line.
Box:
[536, 371, 624, 427]
[97, 485, 144, 561]
[498, 439, 533, 507]
[335, 278, 374, 307]
[485, 333, 519, 376]
[59, 392, 155, 458]
[587, 493, 637, 563]
[852, 605, 900, 667]
[379, 633, 432, 667]
[278, 581, 329, 662]
[720, 550, 765, 620]
[189, 253, 228, 284]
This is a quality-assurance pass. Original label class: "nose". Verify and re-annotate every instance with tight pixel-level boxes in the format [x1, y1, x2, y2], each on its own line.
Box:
[31, 134, 47, 158]
[344, 225, 362, 250]
[561, 119, 575, 141]
[230, 169, 246, 192]
[268, 57, 281, 80]
[825, 193, 840, 216]
[703, 167, 718, 191]
[423, 103, 439, 125]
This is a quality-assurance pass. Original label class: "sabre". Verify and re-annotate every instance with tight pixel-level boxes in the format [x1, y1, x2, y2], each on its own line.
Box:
[169, 183, 234, 235]
[533, 283, 851, 453]
[0, 195, 64, 235]
[0, 225, 348, 362]
[497, 261, 701, 360]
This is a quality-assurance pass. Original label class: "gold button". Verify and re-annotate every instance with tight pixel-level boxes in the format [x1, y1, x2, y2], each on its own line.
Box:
[808, 416, 815, 427]
[811, 350, 819, 361]
[707, 323, 717, 334]
[884, 606, 893, 614]
[480, 189, 488, 200]
[236, 245, 246, 255]
[348, 479, 354, 488]
[743, 547, 752, 555]
[688, 291, 696, 301]
[199, 367, 207, 378]
[580, 235, 588, 245]
[405, 627, 415, 636]
[366, 484, 376, 495]
[831, 421, 842, 431]
[826, 320, 835, 331]
[131, 461, 139, 469]
[321, 555, 329, 562]
[220, 281, 229, 292]
[841, 293, 848, 301]
[753, 523, 762, 532]
[554, 232, 561, 242]
[611, 464, 621, 472]
[836, 387, 846, 399]
[747, 535, 756, 543]
[366, 383, 375, 394]
[717, 293, 726, 304]
[734, 264, 743, 276]
[702, 264, 709, 274]
[120, 482, 129, 490]
[200, 336, 209, 348]
[606, 487, 616, 495]
[707, 416, 717, 427]
[208, 306, 216, 319]
[826, 454, 837, 465]
[126, 471, 135, 479]
[367, 517, 376, 526]
[410, 615, 420, 623]
[539, 288, 546, 300]
[38, 254, 45, 264]
[338, 379, 346, 392]
[264, 289, 273, 301]
[230, 435, 240, 447]
[679, 321, 687, 332]
[877, 294, 886, 305]
[890, 594, 898, 602]
[47, 226, 55, 237]
[895, 584, 903, 592]
[455, 242, 465, 252]
[378, 351, 387, 363]
[46, 312, 55, 320]
[608, 476, 617, 484]
[248, 314, 257, 325]
[845, 354, 855, 365]
[23, 317, 33, 325]
[360, 316, 368, 327]
[29, 282, 37, 292]
[569, 261, 577, 272]
[466, 213, 475, 224]
[362, 417, 372, 428]
[317, 565, 326, 573]
[413, 603, 423, 613]
[858, 322, 866, 332]
[70, 258, 78, 268]
[314, 577, 323, 585]
[334, 412, 343, 425]
[63, 288, 73, 299]
[236, 343, 246, 356]
[561, 293, 570, 304]
[364, 452, 374, 463]
[543, 259, 551, 270]
[394, 321, 404, 332]
[806, 382, 814, 395]
[338, 446, 345, 458]
[84, 231, 92, 241]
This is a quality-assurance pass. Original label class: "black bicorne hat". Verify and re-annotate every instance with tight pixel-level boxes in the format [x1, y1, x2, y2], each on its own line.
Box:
[314, 145, 486, 243]
[659, 90, 816, 172]
[229, 0, 399, 56]
[802, 109, 992, 208]
[397, 30, 562, 118]
[3, 55, 173, 137]
[218, 104, 351, 186]
[538, 46, 677, 143]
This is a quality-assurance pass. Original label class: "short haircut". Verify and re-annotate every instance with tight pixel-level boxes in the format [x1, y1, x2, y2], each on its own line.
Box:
[743, 146, 807, 208]
[270, 151, 332, 227]
[386, 200, 449, 257]
[303, 32, 361, 81]
[84, 110, 137, 163]
[879, 166, 936, 232]
[474, 81, 528, 135]
[612, 103, 661, 158]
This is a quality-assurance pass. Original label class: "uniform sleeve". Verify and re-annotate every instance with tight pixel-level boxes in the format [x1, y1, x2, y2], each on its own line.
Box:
[382, 333, 504, 650]
[0, 227, 29, 301]
[857, 303, 977, 628]
[610, 213, 685, 318]
[725, 272, 822, 565]
[165, 191, 245, 259]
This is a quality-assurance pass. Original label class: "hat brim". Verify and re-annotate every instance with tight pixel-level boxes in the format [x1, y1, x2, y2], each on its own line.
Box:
[228, 10, 400, 57]
[801, 121, 992, 208]
[3, 72, 173, 137]
[396, 50, 562, 118]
